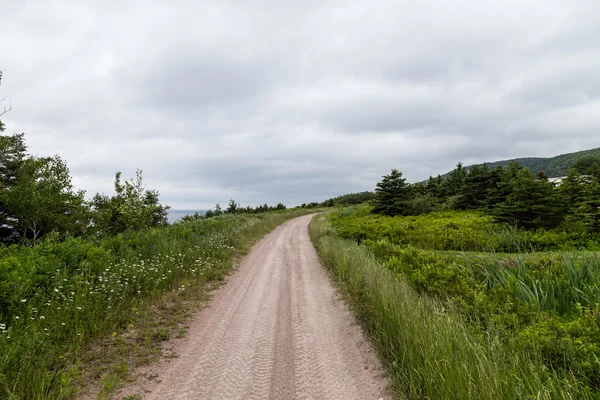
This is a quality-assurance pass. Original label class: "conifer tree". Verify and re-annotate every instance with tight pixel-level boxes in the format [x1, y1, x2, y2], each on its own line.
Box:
[372, 169, 412, 216]
[457, 164, 495, 209]
[495, 169, 566, 229]
[576, 175, 600, 232]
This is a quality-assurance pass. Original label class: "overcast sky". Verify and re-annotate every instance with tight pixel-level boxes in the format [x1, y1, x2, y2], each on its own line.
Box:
[1, 0, 599, 209]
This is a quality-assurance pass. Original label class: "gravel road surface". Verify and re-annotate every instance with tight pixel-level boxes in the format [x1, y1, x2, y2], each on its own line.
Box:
[129, 214, 390, 399]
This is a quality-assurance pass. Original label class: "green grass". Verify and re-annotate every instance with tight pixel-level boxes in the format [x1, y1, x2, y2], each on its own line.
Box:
[309, 213, 595, 399]
[0, 209, 314, 399]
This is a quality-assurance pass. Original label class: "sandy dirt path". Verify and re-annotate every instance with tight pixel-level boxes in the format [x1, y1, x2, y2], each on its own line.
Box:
[125, 214, 390, 399]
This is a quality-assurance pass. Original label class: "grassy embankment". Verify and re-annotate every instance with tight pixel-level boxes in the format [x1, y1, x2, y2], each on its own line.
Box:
[309, 207, 600, 399]
[0, 209, 313, 399]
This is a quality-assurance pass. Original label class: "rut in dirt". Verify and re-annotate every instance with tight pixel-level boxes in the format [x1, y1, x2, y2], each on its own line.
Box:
[131, 214, 390, 400]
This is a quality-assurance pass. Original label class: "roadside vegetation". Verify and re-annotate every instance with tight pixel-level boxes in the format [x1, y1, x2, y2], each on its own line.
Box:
[310, 159, 600, 399]
[0, 73, 316, 399]
[0, 209, 310, 399]
[311, 213, 596, 399]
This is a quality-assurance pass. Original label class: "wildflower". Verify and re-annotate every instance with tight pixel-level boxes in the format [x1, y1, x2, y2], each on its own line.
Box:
[40, 316, 45, 320]
[76, 307, 82, 310]
[61, 323, 66, 326]
[20, 299, 27, 303]
[15, 316, 19, 320]
[54, 288, 59, 293]
[0, 324, 5, 330]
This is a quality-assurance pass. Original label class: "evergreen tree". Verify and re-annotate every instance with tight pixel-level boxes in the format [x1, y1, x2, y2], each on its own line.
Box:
[372, 169, 412, 216]
[425, 175, 444, 199]
[576, 175, 600, 232]
[560, 168, 586, 212]
[495, 169, 566, 229]
[442, 162, 468, 197]
[457, 164, 494, 209]
[486, 163, 523, 210]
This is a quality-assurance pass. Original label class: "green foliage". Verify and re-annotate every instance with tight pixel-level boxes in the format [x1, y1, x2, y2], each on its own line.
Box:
[577, 176, 600, 232]
[456, 164, 499, 209]
[89, 170, 169, 236]
[437, 147, 600, 179]
[327, 206, 600, 393]
[494, 168, 567, 230]
[0, 133, 27, 189]
[310, 214, 594, 399]
[321, 191, 376, 207]
[372, 169, 412, 216]
[0, 209, 309, 398]
[0, 155, 87, 244]
[225, 198, 239, 214]
[442, 162, 468, 197]
[573, 156, 600, 176]
[383, 158, 599, 231]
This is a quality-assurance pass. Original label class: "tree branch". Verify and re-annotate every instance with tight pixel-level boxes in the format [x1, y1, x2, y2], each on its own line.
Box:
[0, 97, 12, 118]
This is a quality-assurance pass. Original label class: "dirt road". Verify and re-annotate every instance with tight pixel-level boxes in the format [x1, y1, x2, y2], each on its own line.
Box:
[129, 215, 390, 399]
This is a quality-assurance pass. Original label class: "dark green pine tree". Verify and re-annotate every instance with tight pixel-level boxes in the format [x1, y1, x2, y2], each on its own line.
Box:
[485, 163, 523, 210]
[495, 169, 567, 230]
[441, 162, 468, 197]
[372, 169, 412, 216]
[576, 175, 600, 233]
[560, 168, 586, 212]
[425, 174, 445, 199]
[457, 164, 495, 209]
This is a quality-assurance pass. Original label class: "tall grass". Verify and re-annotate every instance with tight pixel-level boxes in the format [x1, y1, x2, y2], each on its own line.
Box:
[309, 214, 595, 400]
[473, 253, 600, 315]
[0, 210, 309, 399]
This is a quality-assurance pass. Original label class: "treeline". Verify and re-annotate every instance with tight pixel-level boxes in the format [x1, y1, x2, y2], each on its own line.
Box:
[297, 191, 376, 209]
[180, 200, 287, 222]
[0, 135, 169, 245]
[373, 157, 600, 231]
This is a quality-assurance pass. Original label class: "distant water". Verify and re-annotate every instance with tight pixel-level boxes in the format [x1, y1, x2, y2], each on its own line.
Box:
[167, 209, 207, 223]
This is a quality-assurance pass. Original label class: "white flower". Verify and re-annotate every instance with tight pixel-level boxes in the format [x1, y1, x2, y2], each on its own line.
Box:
[40, 316, 45, 320]
[20, 299, 27, 303]
[0, 324, 5, 330]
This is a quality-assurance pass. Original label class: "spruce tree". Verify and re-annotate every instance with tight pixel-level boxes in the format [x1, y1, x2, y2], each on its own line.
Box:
[495, 169, 566, 229]
[576, 175, 600, 232]
[457, 164, 494, 209]
[441, 162, 468, 197]
[372, 169, 412, 216]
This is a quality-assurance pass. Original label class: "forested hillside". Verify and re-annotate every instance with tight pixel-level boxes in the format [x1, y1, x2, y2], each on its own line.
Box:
[439, 147, 600, 178]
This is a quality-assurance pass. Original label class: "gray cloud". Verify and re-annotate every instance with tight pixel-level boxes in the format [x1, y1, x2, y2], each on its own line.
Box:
[1, 0, 599, 209]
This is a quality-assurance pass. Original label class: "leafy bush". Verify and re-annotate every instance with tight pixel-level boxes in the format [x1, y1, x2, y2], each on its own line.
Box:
[327, 206, 600, 391]
[0, 209, 308, 398]
[310, 214, 594, 399]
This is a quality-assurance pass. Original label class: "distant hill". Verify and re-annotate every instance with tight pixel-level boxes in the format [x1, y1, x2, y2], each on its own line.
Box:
[442, 147, 600, 179]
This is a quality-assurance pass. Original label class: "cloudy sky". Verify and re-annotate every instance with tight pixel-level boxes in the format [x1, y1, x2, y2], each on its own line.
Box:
[1, 0, 599, 209]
